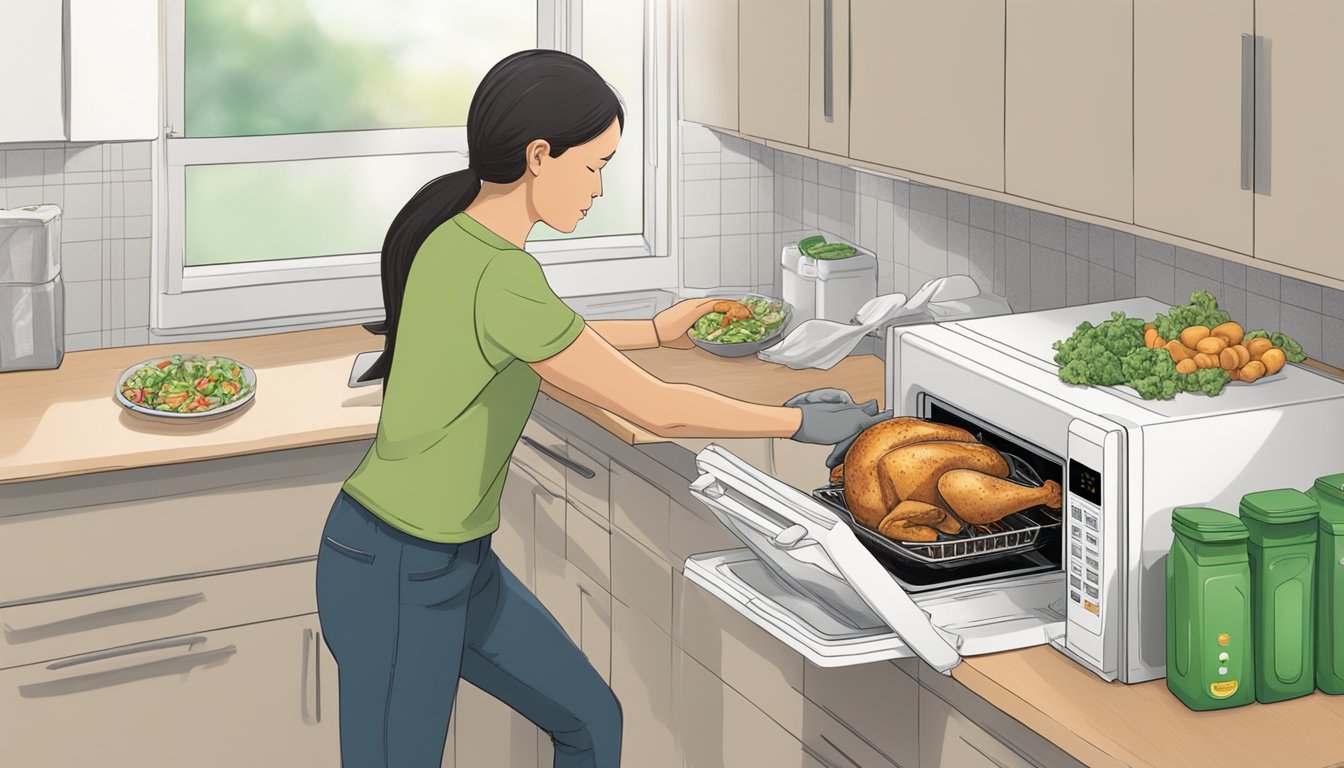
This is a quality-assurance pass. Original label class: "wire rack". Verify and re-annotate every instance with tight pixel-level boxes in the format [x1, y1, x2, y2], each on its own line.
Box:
[812, 452, 1062, 570]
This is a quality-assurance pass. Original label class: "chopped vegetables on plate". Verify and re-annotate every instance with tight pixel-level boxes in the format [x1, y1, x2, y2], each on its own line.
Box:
[119, 355, 253, 414]
[689, 297, 788, 344]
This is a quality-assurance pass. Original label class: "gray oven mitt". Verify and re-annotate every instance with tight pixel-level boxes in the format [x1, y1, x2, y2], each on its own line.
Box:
[785, 388, 891, 451]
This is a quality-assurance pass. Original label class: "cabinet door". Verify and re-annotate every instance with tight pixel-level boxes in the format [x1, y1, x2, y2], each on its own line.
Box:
[920, 686, 1034, 768]
[0, 615, 338, 767]
[1135, 0, 1254, 255]
[1254, 0, 1344, 282]
[678, 649, 811, 768]
[0, 1, 65, 142]
[739, 0, 810, 146]
[500, 460, 540, 589]
[452, 680, 541, 768]
[68, 0, 159, 141]
[682, 0, 739, 130]
[808, 0, 850, 156]
[851, 0, 1005, 191]
[611, 598, 677, 768]
[1007, 0, 1133, 221]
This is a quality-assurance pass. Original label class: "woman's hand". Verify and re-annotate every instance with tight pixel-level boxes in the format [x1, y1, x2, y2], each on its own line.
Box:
[653, 298, 729, 347]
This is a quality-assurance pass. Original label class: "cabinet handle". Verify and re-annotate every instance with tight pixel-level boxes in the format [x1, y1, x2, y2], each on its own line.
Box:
[22, 639, 236, 699]
[822, 0, 834, 121]
[47, 634, 207, 670]
[3, 592, 206, 645]
[1241, 33, 1254, 190]
[519, 436, 596, 479]
[301, 627, 322, 725]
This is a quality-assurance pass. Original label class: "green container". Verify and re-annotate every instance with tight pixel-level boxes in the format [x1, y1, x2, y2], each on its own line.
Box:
[1306, 473, 1344, 695]
[1241, 489, 1319, 703]
[1166, 507, 1256, 710]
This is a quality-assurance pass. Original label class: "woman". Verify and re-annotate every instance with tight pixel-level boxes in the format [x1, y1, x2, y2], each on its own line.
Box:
[315, 49, 885, 768]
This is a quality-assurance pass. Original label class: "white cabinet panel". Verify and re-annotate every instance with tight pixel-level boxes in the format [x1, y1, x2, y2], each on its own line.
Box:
[0, 0, 65, 142]
[68, 0, 159, 141]
[682, 0, 739, 130]
[739, 0, 810, 146]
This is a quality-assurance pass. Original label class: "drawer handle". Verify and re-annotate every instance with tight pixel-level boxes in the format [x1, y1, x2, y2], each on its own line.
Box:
[47, 634, 208, 670]
[519, 436, 596, 479]
[301, 627, 322, 725]
[4, 592, 207, 645]
[21, 641, 236, 699]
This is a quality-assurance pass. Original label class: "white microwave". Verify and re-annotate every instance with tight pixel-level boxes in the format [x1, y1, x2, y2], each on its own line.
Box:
[686, 298, 1344, 683]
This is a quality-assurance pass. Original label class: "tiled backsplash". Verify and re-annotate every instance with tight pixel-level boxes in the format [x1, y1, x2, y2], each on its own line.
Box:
[678, 123, 1344, 370]
[1, 143, 154, 352]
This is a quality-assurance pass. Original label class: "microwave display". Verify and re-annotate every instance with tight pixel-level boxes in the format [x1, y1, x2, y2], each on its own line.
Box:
[1069, 460, 1102, 505]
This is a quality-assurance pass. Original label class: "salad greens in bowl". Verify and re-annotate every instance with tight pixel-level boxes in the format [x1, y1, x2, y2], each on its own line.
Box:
[115, 354, 256, 419]
[688, 294, 791, 357]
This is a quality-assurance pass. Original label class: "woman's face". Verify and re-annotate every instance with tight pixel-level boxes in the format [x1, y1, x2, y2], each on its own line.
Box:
[528, 118, 622, 233]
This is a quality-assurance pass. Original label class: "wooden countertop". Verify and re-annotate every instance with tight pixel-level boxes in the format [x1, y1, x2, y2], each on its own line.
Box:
[954, 646, 1344, 768]
[0, 325, 883, 484]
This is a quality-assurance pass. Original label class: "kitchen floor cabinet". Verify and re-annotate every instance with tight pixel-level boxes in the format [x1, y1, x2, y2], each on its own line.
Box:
[681, 0, 739, 131]
[1253, 0, 1344, 282]
[0, 614, 338, 767]
[611, 597, 678, 768]
[920, 686, 1035, 768]
[1134, 0, 1255, 255]
[850, 0, 1006, 191]
[1006, 0, 1133, 222]
[738, 0, 811, 147]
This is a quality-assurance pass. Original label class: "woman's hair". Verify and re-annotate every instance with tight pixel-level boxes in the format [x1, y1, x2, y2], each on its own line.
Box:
[359, 49, 625, 384]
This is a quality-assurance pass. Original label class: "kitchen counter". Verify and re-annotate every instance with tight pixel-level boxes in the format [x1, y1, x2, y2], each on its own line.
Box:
[6, 323, 1344, 767]
[0, 324, 883, 484]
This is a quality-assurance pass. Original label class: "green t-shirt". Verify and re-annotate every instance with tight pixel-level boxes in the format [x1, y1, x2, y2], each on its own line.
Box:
[342, 213, 585, 543]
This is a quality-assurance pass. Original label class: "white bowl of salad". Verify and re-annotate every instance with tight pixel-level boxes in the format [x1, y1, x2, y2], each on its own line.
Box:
[687, 294, 791, 358]
[115, 355, 256, 419]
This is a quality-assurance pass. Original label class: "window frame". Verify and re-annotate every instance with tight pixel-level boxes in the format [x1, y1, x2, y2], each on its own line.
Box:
[153, 0, 671, 335]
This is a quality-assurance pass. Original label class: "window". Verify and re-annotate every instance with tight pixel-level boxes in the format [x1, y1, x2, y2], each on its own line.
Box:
[158, 0, 670, 334]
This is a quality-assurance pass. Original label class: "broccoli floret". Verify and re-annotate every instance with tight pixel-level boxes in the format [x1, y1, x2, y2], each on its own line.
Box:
[1131, 375, 1182, 400]
[1242, 329, 1306, 362]
[1153, 290, 1231, 342]
[1184, 367, 1231, 397]
[1052, 313, 1144, 386]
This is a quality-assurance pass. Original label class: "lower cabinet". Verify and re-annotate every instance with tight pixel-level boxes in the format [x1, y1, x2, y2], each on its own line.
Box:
[0, 614, 338, 767]
[920, 686, 1035, 768]
[452, 679, 541, 768]
[611, 598, 678, 768]
[677, 648, 814, 768]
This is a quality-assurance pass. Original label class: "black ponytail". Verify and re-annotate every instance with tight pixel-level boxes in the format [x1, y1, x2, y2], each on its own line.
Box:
[358, 49, 625, 385]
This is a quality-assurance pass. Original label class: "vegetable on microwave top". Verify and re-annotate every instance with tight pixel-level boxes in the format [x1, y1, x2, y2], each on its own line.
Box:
[1051, 290, 1305, 399]
[119, 355, 252, 413]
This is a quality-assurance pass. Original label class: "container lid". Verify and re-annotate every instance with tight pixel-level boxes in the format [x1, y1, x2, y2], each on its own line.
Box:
[0, 204, 61, 224]
[1312, 474, 1344, 533]
[1172, 507, 1249, 543]
[815, 251, 878, 277]
[1238, 489, 1318, 525]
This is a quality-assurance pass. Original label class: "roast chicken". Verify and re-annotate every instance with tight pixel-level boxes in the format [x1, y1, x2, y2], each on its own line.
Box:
[836, 417, 1062, 542]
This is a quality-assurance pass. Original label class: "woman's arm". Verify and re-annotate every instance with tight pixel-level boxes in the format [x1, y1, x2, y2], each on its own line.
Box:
[529, 326, 802, 439]
[586, 319, 658, 351]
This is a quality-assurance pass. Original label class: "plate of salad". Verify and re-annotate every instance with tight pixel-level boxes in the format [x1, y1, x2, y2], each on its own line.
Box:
[687, 294, 791, 357]
[115, 355, 256, 419]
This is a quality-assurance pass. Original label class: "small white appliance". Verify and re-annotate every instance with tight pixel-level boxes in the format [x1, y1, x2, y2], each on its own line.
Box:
[685, 297, 1344, 682]
[781, 241, 877, 327]
[0, 205, 63, 372]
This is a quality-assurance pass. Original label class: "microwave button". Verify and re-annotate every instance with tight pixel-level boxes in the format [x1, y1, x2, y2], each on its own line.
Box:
[1071, 590, 1082, 603]
[1071, 563, 1083, 578]
[1087, 569, 1099, 584]
[1087, 556, 1099, 570]
[1085, 583, 1099, 599]
[1070, 575, 1082, 589]
[1071, 506, 1083, 521]
[1085, 514, 1099, 531]
[1071, 526, 1082, 540]
[1086, 533, 1099, 548]
[1071, 543, 1083, 558]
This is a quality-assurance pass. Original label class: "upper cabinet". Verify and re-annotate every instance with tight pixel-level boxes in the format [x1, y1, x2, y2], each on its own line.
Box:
[0, 0, 158, 145]
[738, 0, 810, 147]
[68, 0, 160, 142]
[1005, 0, 1133, 222]
[682, 0, 739, 131]
[0, 1, 66, 143]
[1134, 0, 1254, 255]
[1253, 0, 1344, 282]
[808, 0, 849, 157]
[850, 0, 1005, 191]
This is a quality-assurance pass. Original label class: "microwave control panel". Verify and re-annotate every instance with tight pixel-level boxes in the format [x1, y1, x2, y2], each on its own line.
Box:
[1066, 458, 1105, 635]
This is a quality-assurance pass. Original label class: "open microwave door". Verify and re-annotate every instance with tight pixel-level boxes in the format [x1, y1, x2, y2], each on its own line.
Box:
[685, 445, 1065, 672]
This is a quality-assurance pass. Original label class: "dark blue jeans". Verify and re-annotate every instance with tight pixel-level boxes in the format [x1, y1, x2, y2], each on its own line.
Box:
[315, 491, 623, 767]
